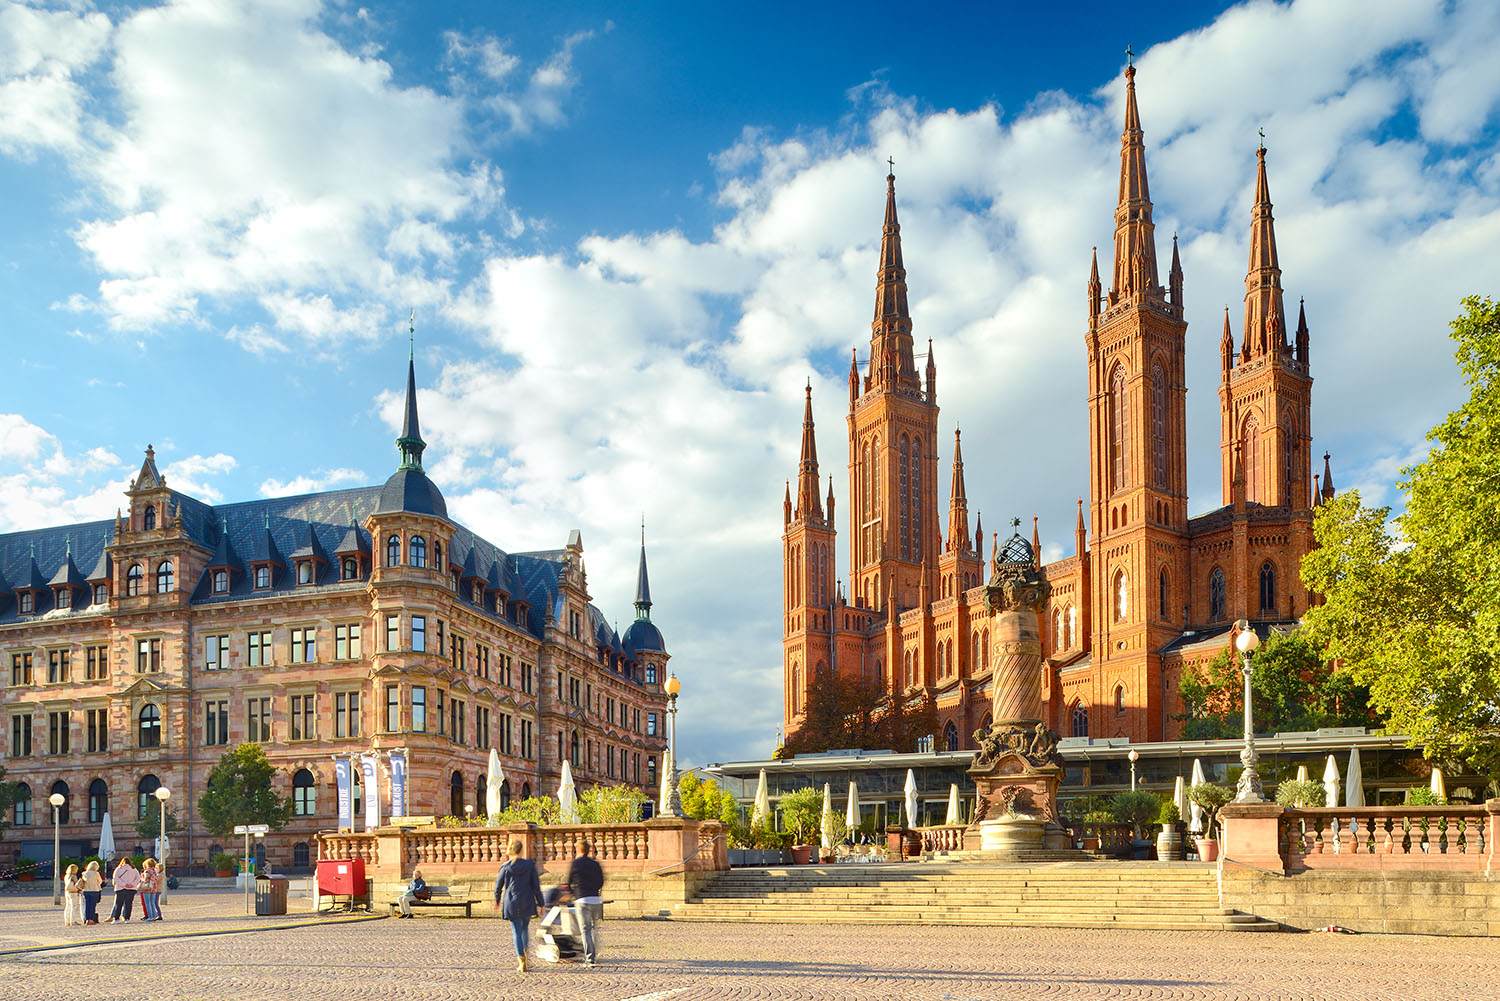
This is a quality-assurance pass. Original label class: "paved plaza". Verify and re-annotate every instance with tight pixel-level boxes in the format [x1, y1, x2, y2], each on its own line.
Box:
[0, 887, 1493, 1000]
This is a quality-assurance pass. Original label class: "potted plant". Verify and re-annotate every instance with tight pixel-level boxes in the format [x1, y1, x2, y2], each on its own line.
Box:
[779, 787, 822, 865]
[1078, 808, 1112, 851]
[1273, 779, 1326, 854]
[1186, 782, 1234, 862]
[211, 852, 237, 878]
[14, 857, 37, 881]
[1155, 801, 1184, 861]
[1110, 791, 1160, 860]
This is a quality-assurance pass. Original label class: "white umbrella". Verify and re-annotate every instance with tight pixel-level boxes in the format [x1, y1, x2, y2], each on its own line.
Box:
[486, 748, 505, 820]
[98, 812, 116, 862]
[1188, 759, 1206, 834]
[751, 769, 770, 829]
[1295, 764, 1309, 784]
[1345, 747, 1365, 807]
[820, 783, 836, 853]
[904, 769, 919, 828]
[558, 759, 579, 823]
[1172, 775, 1188, 823]
[1323, 754, 1341, 811]
[658, 748, 674, 814]
[1430, 767, 1446, 802]
[156, 831, 170, 865]
[845, 780, 860, 830]
[945, 783, 961, 826]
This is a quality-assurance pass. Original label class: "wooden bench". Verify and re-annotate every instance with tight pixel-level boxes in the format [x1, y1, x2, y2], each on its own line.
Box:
[388, 884, 474, 918]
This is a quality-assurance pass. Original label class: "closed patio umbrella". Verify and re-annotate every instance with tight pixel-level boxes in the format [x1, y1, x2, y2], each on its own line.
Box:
[486, 748, 505, 820]
[1430, 767, 1446, 802]
[1322, 754, 1340, 811]
[820, 783, 835, 853]
[98, 812, 116, 863]
[1345, 747, 1365, 807]
[558, 759, 579, 823]
[1188, 759, 1207, 834]
[1295, 764, 1309, 784]
[845, 780, 860, 831]
[945, 783, 962, 826]
[1172, 775, 1188, 822]
[658, 748, 674, 814]
[751, 768, 770, 829]
[904, 769, 919, 828]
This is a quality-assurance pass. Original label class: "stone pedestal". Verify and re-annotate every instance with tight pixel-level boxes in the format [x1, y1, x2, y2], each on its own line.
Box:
[1219, 802, 1286, 874]
[979, 817, 1045, 852]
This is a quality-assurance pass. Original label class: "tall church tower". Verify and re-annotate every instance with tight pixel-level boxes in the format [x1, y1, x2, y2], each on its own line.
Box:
[1084, 64, 1190, 740]
[847, 171, 941, 615]
[1218, 145, 1314, 511]
[782, 385, 837, 727]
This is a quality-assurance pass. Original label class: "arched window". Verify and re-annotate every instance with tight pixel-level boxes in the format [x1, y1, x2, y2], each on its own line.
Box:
[791, 663, 802, 715]
[1113, 571, 1128, 621]
[434, 540, 443, 571]
[212, 570, 228, 594]
[293, 842, 311, 868]
[137, 774, 160, 820]
[1159, 568, 1170, 620]
[88, 778, 108, 823]
[292, 768, 316, 816]
[138, 704, 161, 748]
[500, 779, 512, 811]
[943, 721, 959, 751]
[1110, 365, 1129, 493]
[255, 565, 270, 589]
[450, 771, 464, 817]
[570, 730, 580, 764]
[1210, 567, 1227, 621]
[899, 436, 911, 559]
[155, 560, 174, 594]
[911, 436, 923, 560]
[341, 557, 358, 581]
[1242, 413, 1260, 503]
[409, 536, 427, 568]
[1071, 701, 1090, 738]
[50, 780, 69, 824]
[1259, 562, 1276, 613]
[973, 630, 981, 667]
[936, 644, 945, 678]
[143, 505, 156, 530]
[522, 782, 532, 800]
[386, 535, 401, 566]
[1052, 610, 1063, 650]
[982, 629, 990, 670]
[1067, 606, 1077, 649]
[13, 783, 31, 826]
[1151, 359, 1168, 489]
[126, 563, 143, 596]
[1114, 685, 1126, 716]
[861, 440, 872, 562]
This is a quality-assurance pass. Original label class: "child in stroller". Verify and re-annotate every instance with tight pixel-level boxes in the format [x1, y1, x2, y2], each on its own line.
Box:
[535, 884, 583, 963]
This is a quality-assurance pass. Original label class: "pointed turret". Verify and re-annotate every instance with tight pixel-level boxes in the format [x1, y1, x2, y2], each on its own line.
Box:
[334, 517, 369, 558]
[1221, 308, 1234, 382]
[1242, 145, 1287, 361]
[826, 476, 836, 525]
[375, 348, 448, 518]
[1295, 297, 1310, 365]
[925, 339, 937, 403]
[783, 481, 792, 527]
[1074, 498, 1086, 558]
[974, 513, 983, 560]
[206, 518, 241, 572]
[946, 429, 971, 554]
[1312, 474, 1323, 508]
[1111, 65, 1159, 299]
[623, 524, 667, 654]
[1169, 232, 1183, 307]
[869, 170, 918, 394]
[634, 525, 652, 619]
[86, 537, 113, 587]
[48, 541, 86, 593]
[848, 348, 859, 409]
[1321, 452, 1336, 501]
[1087, 247, 1102, 324]
[397, 354, 426, 470]
[795, 384, 824, 521]
[1032, 516, 1042, 569]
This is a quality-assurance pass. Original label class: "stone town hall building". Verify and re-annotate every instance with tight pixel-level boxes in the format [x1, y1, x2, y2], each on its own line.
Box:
[782, 66, 1337, 749]
[1, 359, 668, 870]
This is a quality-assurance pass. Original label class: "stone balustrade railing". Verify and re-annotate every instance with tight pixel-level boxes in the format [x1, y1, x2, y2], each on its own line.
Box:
[318, 834, 380, 868]
[918, 825, 967, 853]
[1061, 822, 1136, 853]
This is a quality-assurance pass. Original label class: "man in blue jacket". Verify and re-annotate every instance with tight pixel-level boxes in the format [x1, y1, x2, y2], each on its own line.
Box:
[397, 869, 426, 917]
[566, 842, 605, 967]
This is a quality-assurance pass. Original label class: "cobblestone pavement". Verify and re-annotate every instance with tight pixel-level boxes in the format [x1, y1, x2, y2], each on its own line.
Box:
[0, 889, 1493, 1000]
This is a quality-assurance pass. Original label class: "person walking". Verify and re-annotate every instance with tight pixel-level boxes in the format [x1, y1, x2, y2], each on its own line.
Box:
[138, 859, 163, 921]
[493, 839, 544, 973]
[396, 868, 427, 918]
[108, 858, 140, 923]
[566, 841, 605, 967]
[62, 864, 85, 926]
[81, 861, 104, 925]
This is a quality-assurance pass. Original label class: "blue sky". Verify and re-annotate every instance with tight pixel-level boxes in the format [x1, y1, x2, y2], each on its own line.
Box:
[2, 0, 1499, 767]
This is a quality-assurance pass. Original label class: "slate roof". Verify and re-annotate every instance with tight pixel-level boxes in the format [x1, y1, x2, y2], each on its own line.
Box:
[0, 521, 113, 620]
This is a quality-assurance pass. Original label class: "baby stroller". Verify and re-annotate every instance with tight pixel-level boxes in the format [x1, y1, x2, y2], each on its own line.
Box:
[534, 885, 583, 964]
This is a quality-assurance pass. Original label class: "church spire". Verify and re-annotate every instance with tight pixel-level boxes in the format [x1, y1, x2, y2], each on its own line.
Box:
[796, 383, 823, 521]
[1111, 64, 1159, 299]
[1242, 144, 1287, 361]
[397, 321, 426, 471]
[1221, 307, 1234, 383]
[1087, 246, 1102, 325]
[1295, 297, 1310, 364]
[946, 428, 970, 554]
[869, 168, 917, 393]
[634, 520, 652, 620]
[1169, 232, 1183, 307]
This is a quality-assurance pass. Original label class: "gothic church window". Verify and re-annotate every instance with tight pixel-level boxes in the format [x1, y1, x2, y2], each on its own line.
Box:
[1071, 701, 1089, 738]
[1067, 606, 1077, 648]
[899, 436, 911, 559]
[1259, 562, 1276, 613]
[1159, 569, 1170, 620]
[911, 437, 922, 560]
[1242, 413, 1260, 503]
[1110, 366, 1128, 493]
[1114, 686, 1125, 715]
[943, 722, 958, 751]
[1113, 571, 1128, 621]
[1151, 360, 1167, 489]
[1210, 567, 1226, 621]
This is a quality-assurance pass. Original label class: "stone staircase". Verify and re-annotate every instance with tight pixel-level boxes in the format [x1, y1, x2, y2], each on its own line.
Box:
[666, 861, 1279, 931]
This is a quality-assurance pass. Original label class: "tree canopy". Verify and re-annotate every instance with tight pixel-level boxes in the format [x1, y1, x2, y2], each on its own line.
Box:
[197, 743, 293, 838]
[782, 672, 939, 756]
[1301, 296, 1500, 779]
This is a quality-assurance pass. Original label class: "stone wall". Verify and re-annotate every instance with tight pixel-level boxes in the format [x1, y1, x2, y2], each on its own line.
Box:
[1222, 869, 1500, 936]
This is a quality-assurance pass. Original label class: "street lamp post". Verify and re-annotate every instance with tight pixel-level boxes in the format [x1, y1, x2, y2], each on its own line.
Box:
[1128, 749, 1139, 792]
[49, 792, 65, 906]
[155, 786, 172, 903]
[1233, 620, 1264, 803]
[663, 673, 684, 818]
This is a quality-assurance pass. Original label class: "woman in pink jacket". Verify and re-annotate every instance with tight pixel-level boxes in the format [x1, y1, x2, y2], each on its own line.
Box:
[138, 859, 163, 921]
[108, 858, 140, 923]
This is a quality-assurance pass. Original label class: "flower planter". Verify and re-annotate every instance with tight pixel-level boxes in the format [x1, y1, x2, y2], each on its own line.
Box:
[1195, 837, 1219, 862]
[1079, 835, 1101, 851]
[214, 870, 234, 878]
[17, 874, 34, 882]
[789, 845, 813, 865]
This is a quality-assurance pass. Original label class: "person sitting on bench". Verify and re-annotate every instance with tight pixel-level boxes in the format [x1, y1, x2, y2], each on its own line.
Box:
[397, 869, 428, 917]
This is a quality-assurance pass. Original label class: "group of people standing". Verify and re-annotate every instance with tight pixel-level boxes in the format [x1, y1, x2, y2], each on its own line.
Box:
[61, 858, 166, 926]
[492, 839, 604, 973]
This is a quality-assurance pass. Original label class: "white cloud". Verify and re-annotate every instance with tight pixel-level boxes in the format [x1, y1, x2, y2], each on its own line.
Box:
[260, 467, 367, 498]
[161, 452, 237, 502]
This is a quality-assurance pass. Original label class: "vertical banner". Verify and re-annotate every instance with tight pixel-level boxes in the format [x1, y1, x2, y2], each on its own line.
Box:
[360, 754, 380, 831]
[389, 751, 408, 821]
[335, 757, 353, 831]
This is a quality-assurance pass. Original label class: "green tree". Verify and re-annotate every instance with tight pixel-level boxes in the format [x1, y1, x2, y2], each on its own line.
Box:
[197, 743, 293, 838]
[0, 767, 24, 835]
[783, 672, 940, 755]
[576, 785, 647, 824]
[1301, 297, 1500, 780]
[134, 806, 184, 841]
[676, 774, 739, 824]
[1175, 630, 1379, 739]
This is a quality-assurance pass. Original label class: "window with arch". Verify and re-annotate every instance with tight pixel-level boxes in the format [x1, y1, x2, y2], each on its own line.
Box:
[973, 630, 982, 666]
[1113, 571, 1128, 621]
[522, 781, 531, 800]
[790, 663, 802, 714]
[1071, 701, 1090, 738]
[386, 534, 401, 566]
[1242, 413, 1260, 503]
[1114, 685, 1126, 716]
[500, 779, 512, 812]
[1210, 567, 1227, 621]
[1259, 562, 1276, 613]
[50, 780, 69, 823]
[126, 563, 143, 596]
[1052, 609, 1063, 650]
[1066, 606, 1077, 648]
[434, 540, 443, 572]
[1159, 568, 1170, 620]
[450, 770, 464, 817]
[88, 778, 108, 823]
[936, 643, 945, 678]
[292, 768, 316, 816]
[910, 436, 923, 560]
[254, 565, 270, 589]
[143, 505, 156, 530]
[899, 436, 911, 559]
[293, 842, 311, 868]
[570, 730, 580, 764]
[341, 557, 358, 581]
[138, 704, 161, 748]
[155, 560, 174, 594]
[981, 629, 990, 670]
[943, 721, 959, 751]
[1110, 365, 1129, 493]
[212, 569, 229, 594]
[13, 783, 30, 826]
[409, 535, 427, 568]
[1151, 359, 1168, 489]
[137, 774, 159, 820]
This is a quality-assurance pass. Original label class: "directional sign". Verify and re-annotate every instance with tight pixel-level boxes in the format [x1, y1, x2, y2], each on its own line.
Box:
[233, 824, 271, 835]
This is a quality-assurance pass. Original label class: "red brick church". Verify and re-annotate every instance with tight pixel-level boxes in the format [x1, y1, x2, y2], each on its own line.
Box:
[782, 65, 1336, 748]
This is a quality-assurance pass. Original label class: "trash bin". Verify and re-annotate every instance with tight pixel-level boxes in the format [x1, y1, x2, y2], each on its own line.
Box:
[254, 874, 288, 916]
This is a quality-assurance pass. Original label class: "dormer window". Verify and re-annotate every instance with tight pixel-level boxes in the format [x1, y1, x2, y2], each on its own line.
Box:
[126, 564, 143, 596]
[254, 566, 271, 589]
[409, 536, 427, 568]
[212, 570, 229, 594]
[143, 506, 156, 531]
[472, 584, 483, 604]
[19, 592, 34, 614]
[297, 561, 313, 585]
[93, 584, 108, 604]
[341, 557, 358, 581]
[56, 588, 70, 609]
[155, 560, 174, 594]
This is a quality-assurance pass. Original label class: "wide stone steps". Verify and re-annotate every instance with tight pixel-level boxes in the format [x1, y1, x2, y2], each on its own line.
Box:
[669, 863, 1279, 932]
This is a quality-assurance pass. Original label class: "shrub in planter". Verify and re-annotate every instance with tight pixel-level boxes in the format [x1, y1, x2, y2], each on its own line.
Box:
[14, 856, 37, 880]
[1274, 780, 1326, 808]
[210, 852, 237, 876]
[1186, 782, 1234, 860]
[1109, 791, 1161, 839]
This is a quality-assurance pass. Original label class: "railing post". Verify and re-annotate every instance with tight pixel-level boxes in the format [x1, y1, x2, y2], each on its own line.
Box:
[1218, 802, 1285, 874]
[1486, 799, 1500, 875]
